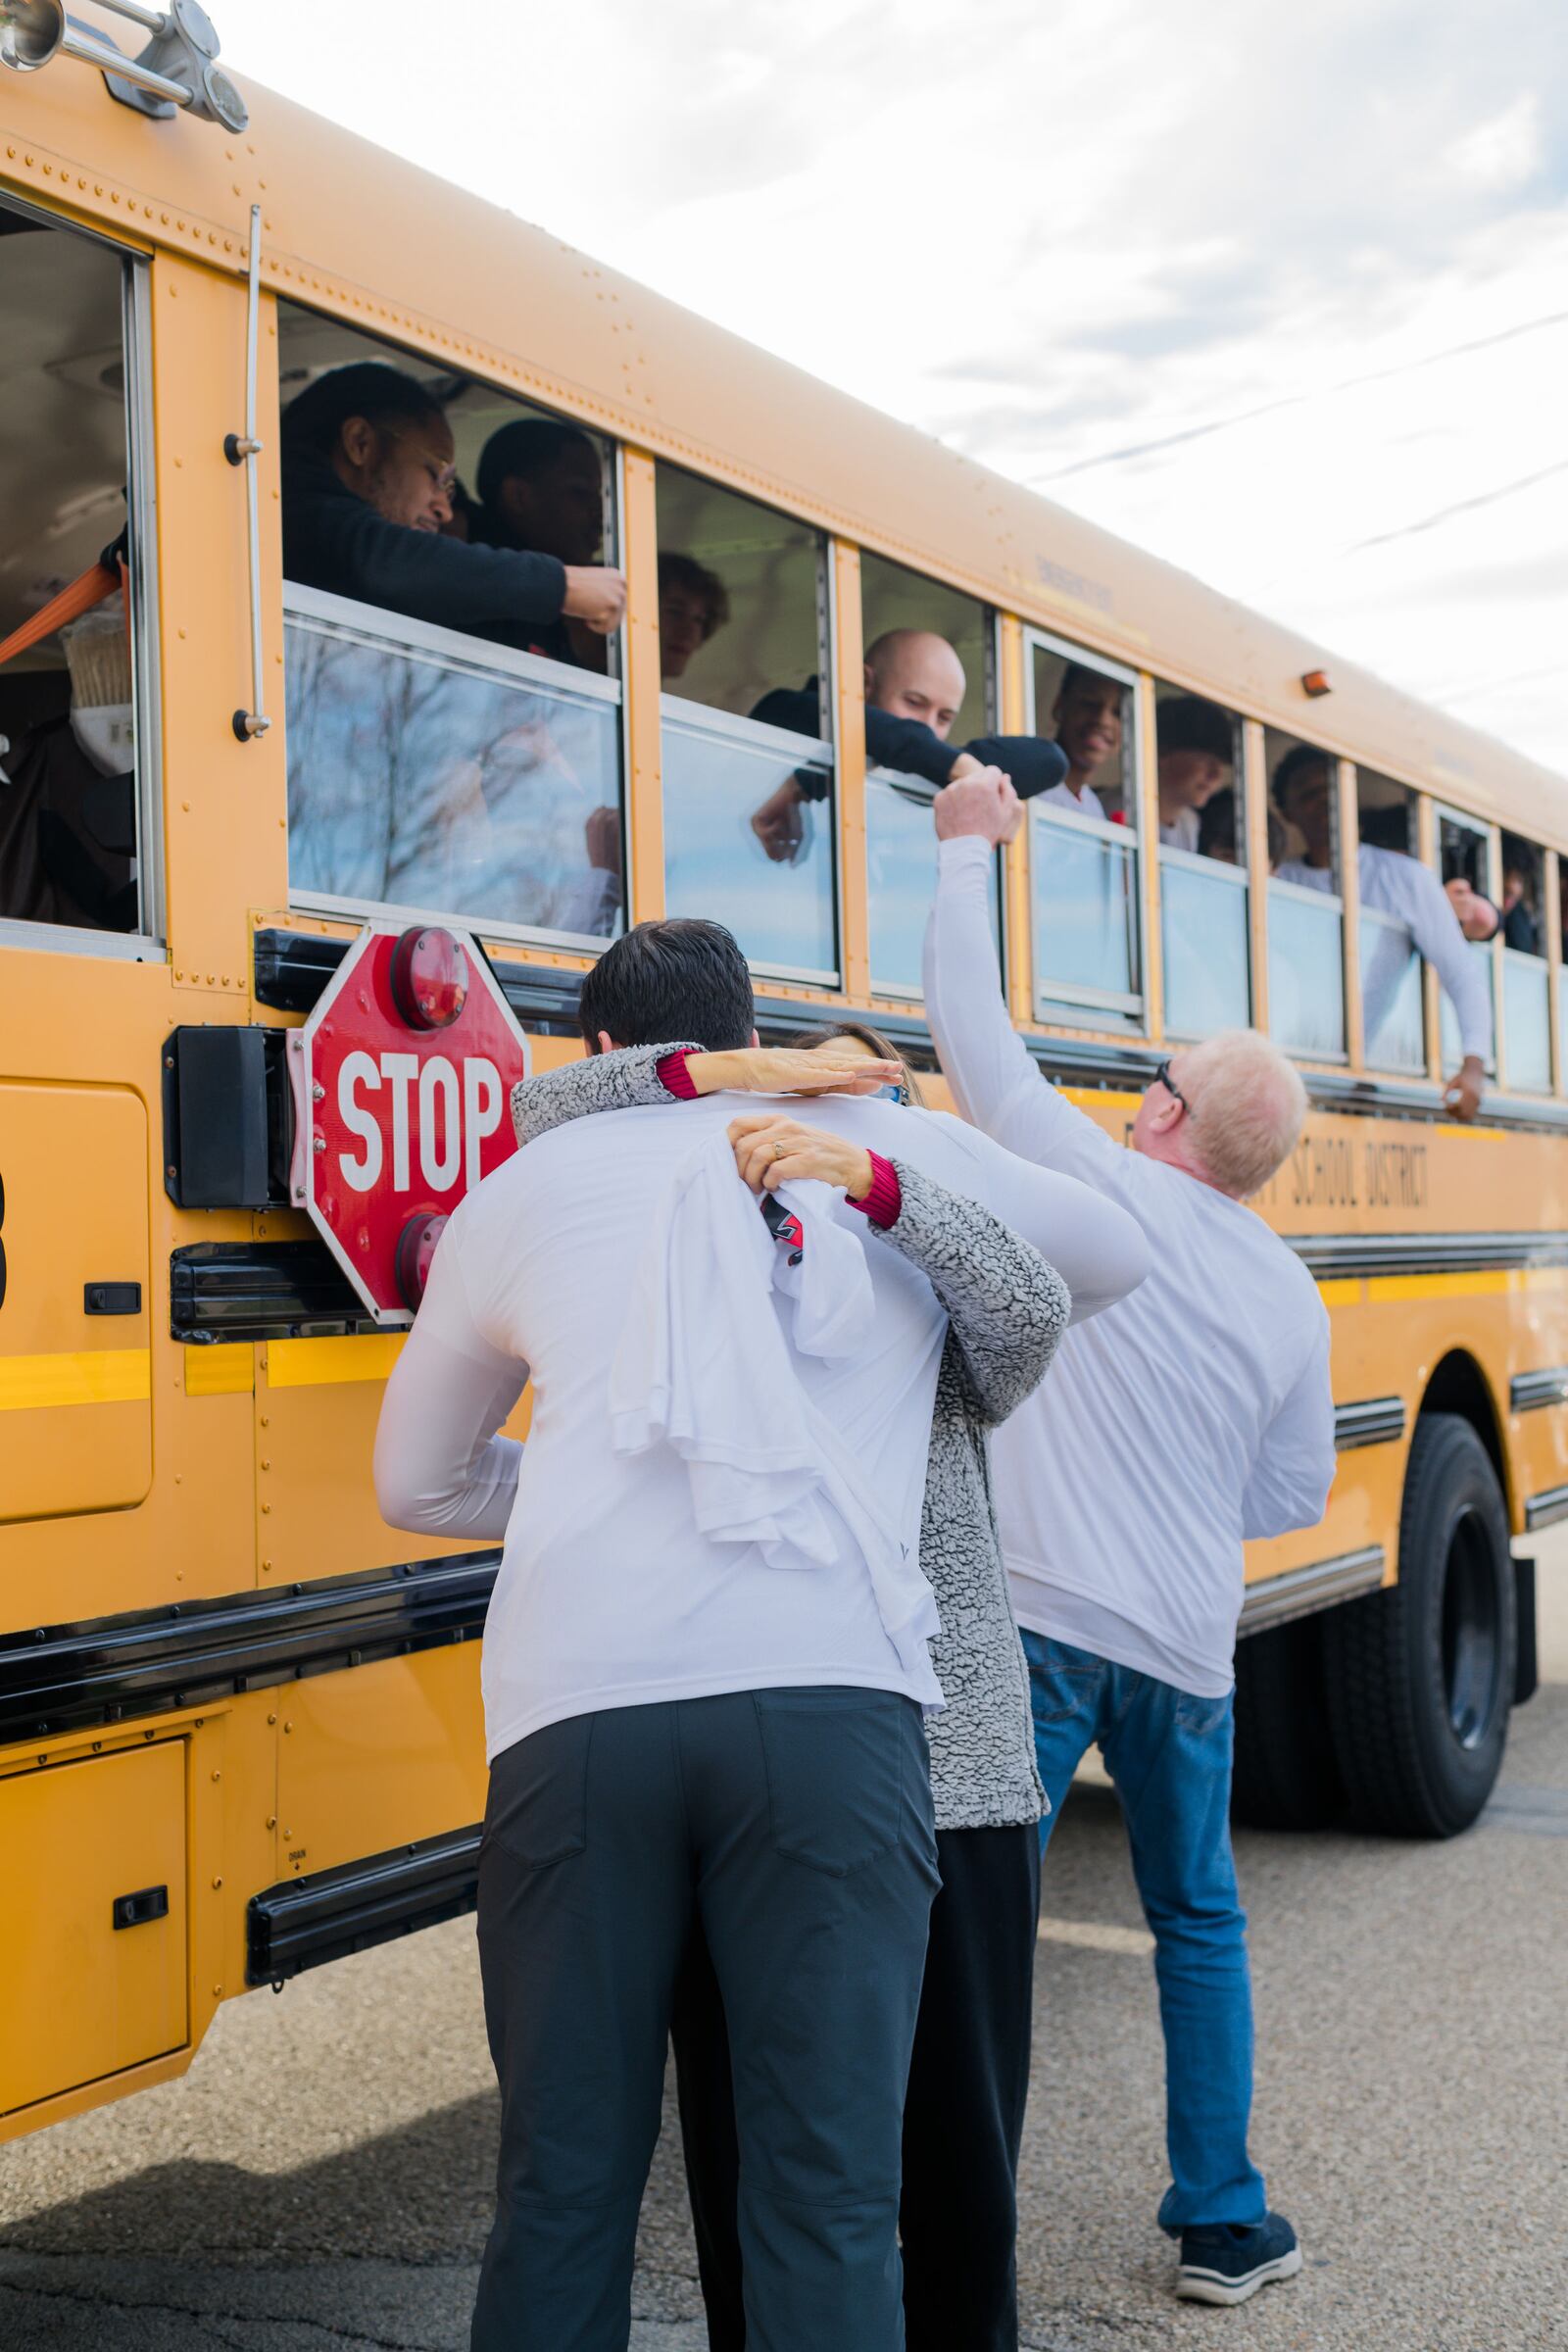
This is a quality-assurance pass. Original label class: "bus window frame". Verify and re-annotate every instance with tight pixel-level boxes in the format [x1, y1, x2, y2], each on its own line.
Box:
[1020, 624, 1147, 1032]
[654, 474, 841, 990]
[858, 559, 999, 1004]
[282, 580, 628, 956]
[1264, 730, 1348, 1065]
[1496, 820, 1552, 1097]
[1433, 799, 1500, 1082]
[0, 202, 165, 963]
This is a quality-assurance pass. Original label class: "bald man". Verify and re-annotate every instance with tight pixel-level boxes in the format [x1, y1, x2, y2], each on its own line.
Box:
[747, 628, 1068, 862]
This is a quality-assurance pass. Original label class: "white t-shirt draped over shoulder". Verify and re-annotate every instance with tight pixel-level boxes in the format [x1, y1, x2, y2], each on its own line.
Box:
[375, 1085, 1149, 1761]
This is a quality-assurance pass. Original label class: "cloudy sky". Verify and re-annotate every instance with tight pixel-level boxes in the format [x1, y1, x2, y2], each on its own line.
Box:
[220, 0, 1566, 772]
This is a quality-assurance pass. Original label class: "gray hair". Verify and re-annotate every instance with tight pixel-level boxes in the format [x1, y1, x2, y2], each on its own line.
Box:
[1179, 1029, 1307, 1199]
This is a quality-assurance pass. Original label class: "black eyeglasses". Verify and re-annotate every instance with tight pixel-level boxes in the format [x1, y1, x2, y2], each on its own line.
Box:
[1154, 1058, 1188, 1112]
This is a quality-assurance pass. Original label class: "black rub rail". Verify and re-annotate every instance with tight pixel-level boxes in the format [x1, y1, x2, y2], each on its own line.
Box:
[248, 1825, 482, 1985]
[0, 1553, 499, 1745]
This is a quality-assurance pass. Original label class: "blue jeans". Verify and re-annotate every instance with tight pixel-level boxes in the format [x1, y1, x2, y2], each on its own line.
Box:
[1021, 1630, 1266, 2234]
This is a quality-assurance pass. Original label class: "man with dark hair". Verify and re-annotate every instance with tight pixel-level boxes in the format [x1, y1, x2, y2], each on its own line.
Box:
[374, 914, 1148, 2349]
[659, 552, 730, 682]
[473, 417, 624, 663]
[280, 362, 625, 651]
[748, 628, 1070, 861]
[1045, 662, 1123, 818]
[1156, 695, 1234, 851]
[578, 915, 754, 1054]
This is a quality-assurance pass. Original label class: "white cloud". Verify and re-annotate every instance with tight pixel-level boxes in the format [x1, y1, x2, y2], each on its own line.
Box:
[212, 0, 1568, 774]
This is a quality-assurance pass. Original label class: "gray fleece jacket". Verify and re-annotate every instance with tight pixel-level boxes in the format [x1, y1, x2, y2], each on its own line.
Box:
[509, 1046, 1068, 1831]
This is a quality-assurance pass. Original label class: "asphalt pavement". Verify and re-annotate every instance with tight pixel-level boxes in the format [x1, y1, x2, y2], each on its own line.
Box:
[3, 1541, 1566, 2352]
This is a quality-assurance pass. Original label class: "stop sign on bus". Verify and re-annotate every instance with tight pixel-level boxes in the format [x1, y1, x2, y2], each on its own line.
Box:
[288, 924, 530, 1325]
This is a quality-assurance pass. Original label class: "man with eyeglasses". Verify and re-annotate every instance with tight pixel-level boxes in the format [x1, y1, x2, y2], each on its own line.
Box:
[924, 768, 1337, 2312]
[280, 363, 626, 649]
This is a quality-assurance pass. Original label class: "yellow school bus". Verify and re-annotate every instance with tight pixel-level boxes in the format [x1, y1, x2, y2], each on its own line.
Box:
[3, 5, 1565, 2141]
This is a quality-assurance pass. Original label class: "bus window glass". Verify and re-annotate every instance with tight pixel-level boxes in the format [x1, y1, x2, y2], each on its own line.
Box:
[656, 466, 835, 980]
[1500, 829, 1549, 1092]
[861, 553, 992, 994]
[1027, 639, 1141, 1031]
[0, 208, 149, 942]
[279, 304, 625, 947]
[1438, 809, 1497, 1074]
[1353, 770, 1426, 1074]
[1155, 683, 1247, 1036]
[1267, 731, 1346, 1058]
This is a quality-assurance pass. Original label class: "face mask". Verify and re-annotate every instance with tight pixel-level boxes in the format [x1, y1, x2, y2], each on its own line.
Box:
[71, 703, 135, 776]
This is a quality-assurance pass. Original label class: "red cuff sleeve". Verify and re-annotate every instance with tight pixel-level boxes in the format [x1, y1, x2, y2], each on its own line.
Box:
[657, 1049, 700, 1101]
[850, 1151, 902, 1230]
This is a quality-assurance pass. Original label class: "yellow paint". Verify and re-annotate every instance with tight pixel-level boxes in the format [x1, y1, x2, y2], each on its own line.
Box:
[1367, 1271, 1510, 1303]
[184, 1346, 253, 1397]
[0, 1744, 187, 2117]
[0, 1349, 151, 1411]
[265, 1335, 406, 1388]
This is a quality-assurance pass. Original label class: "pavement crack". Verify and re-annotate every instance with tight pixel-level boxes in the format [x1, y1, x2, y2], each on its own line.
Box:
[0, 2274, 442, 2351]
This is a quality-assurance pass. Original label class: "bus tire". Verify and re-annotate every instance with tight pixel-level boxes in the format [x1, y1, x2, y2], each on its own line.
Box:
[1323, 1412, 1514, 1838]
[1231, 1613, 1345, 1830]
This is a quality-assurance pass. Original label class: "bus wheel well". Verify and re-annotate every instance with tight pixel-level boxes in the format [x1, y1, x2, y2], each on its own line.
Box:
[1419, 1350, 1505, 1496]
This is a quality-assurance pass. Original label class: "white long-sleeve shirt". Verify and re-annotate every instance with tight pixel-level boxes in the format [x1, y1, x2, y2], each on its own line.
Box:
[925, 836, 1336, 1694]
[374, 1085, 1149, 1759]
[1274, 845, 1492, 1062]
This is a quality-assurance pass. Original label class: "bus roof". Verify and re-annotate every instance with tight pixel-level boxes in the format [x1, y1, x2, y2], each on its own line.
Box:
[10, 30, 1564, 843]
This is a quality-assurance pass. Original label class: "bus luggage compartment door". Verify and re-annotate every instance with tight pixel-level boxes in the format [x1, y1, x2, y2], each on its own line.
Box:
[0, 1082, 152, 1523]
[0, 1741, 188, 2118]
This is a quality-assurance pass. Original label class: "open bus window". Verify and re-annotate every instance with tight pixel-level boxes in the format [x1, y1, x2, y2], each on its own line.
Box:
[1026, 636, 1141, 1032]
[1500, 828, 1549, 1092]
[655, 466, 836, 981]
[279, 304, 626, 948]
[1266, 731, 1346, 1060]
[861, 553, 993, 995]
[1155, 683, 1248, 1039]
[0, 206, 148, 942]
[1437, 808, 1498, 1079]
[1353, 769, 1426, 1074]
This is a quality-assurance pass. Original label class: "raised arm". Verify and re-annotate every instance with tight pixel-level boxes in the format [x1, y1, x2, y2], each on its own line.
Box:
[373, 1214, 529, 1543]
[1397, 858, 1493, 1107]
[876, 1158, 1069, 1426]
[924, 789, 1127, 1192]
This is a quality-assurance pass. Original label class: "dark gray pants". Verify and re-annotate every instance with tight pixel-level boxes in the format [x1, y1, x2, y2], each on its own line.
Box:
[470, 1687, 939, 2352]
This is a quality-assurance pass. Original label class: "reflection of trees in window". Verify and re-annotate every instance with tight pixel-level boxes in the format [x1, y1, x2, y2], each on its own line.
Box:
[285, 623, 621, 938]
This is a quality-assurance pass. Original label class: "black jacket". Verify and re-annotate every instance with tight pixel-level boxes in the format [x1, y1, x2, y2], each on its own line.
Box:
[281, 449, 567, 647]
[748, 680, 1068, 800]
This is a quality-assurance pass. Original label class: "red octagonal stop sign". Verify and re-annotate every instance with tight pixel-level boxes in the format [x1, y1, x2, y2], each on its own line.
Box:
[287, 925, 530, 1325]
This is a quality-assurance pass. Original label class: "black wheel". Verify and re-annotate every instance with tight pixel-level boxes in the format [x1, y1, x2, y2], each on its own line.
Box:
[1323, 1412, 1515, 1838]
[1232, 1612, 1346, 1830]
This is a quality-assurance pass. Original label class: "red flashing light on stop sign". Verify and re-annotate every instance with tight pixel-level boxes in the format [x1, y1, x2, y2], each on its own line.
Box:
[390, 925, 468, 1030]
[395, 1211, 450, 1311]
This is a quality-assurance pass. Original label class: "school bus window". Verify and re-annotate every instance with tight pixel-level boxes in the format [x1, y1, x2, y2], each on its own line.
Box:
[279, 304, 626, 949]
[1437, 808, 1498, 1076]
[1351, 769, 1426, 1074]
[859, 552, 995, 995]
[1025, 636, 1142, 1032]
[656, 466, 836, 982]
[1155, 686, 1248, 1039]
[1499, 829, 1550, 1093]
[0, 206, 151, 944]
[1267, 733, 1347, 1060]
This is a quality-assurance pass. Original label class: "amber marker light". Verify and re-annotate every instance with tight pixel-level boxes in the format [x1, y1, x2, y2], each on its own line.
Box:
[390, 926, 468, 1029]
[1301, 668, 1332, 698]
